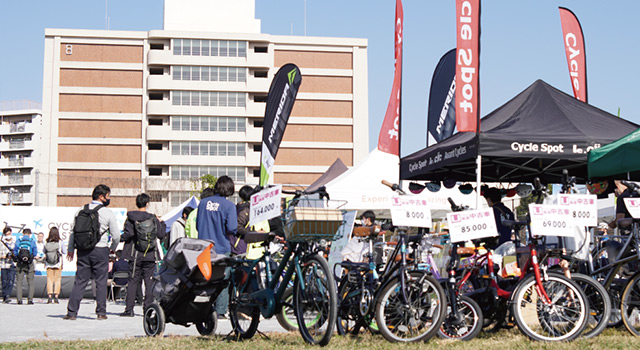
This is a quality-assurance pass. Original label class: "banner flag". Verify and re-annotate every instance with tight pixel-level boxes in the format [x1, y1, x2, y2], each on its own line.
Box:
[455, 0, 480, 133]
[427, 48, 457, 146]
[259, 64, 302, 187]
[377, 0, 403, 156]
[559, 7, 588, 103]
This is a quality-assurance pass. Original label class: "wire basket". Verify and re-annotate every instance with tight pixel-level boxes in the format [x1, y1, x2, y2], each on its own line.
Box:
[282, 198, 347, 242]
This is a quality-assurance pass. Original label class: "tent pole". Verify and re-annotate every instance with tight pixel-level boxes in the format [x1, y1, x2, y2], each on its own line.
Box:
[476, 155, 482, 209]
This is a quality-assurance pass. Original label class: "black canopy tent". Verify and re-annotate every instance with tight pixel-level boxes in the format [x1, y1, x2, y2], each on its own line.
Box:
[401, 80, 638, 185]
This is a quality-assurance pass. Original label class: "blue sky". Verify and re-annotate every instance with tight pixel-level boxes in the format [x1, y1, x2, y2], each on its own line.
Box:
[0, 1, 638, 157]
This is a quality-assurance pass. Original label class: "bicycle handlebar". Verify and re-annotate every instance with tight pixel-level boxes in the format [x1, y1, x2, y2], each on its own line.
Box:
[281, 185, 330, 200]
[381, 180, 406, 195]
[447, 197, 468, 212]
[621, 180, 640, 196]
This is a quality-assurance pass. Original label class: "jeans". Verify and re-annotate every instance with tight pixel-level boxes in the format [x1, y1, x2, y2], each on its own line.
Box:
[1, 266, 16, 298]
[215, 253, 231, 315]
[15, 263, 35, 301]
[67, 247, 109, 317]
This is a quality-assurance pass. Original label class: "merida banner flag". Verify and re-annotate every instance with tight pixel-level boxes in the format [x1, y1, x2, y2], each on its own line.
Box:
[377, 0, 403, 156]
[455, 0, 480, 133]
[427, 49, 456, 146]
[259, 64, 302, 187]
[559, 7, 587, 103]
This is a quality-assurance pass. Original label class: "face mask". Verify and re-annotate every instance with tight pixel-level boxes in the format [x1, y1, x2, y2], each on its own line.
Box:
[103, 198, 111, 207]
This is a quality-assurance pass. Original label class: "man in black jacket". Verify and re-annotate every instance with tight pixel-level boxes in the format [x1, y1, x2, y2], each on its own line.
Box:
[119, 193, 166, 317]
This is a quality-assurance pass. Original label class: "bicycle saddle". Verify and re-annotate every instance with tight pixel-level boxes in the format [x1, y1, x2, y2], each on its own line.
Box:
[244, 231, 273, 244]
[456, 247, 476, 257]
[503, 219, 527, 228]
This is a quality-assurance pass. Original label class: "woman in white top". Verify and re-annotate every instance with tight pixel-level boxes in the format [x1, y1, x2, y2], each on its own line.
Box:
[43, 227, 65, 304]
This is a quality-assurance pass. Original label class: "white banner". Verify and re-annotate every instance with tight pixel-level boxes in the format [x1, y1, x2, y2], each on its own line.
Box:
[327, 211, 357, 273]
[249, 185, 282, 226]
[529, 204, 575, 237]
[557, 194, 597, 227]
[446, 209, 497, 243]
[0, 206, 127, 275]
[623, 198, 640, 219]
[390, 195, 432, 228]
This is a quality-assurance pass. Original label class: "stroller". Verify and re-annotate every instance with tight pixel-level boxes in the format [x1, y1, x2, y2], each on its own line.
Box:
[143, 238, 230, 337]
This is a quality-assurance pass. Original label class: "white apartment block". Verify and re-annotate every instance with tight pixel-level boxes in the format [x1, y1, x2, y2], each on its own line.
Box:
[0, 101, 42, 206]
[40, 0, 368, 212]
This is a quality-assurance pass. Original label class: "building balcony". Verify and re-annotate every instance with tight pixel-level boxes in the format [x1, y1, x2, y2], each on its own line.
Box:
[0, 140, 35, 152]
[145, 150, 259, 167]
[148, 75, 252, 92]
[1, 191, 33, 205]
[147, 100, 248, 117]
[0, 174, 33, 186]
[0, 157, 34, 169]
[146, 125, 173, 141]
[0, 122, 36, 135]
[246, 102, 265, 117]
[246, 78, 270, 93]
[148, 50, 271, 68]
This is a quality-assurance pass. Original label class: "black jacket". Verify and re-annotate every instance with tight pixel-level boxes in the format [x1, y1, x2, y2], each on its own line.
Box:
[121, 211, 167, 262]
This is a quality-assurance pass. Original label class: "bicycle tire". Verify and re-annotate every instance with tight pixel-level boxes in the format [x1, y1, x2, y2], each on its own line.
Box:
[375, 272, 446, 343]
[195, 307, 218, 336]
[569, 273, 610, 339]
[293, 254, 337, 346]
[437, 295, 483, 341]
[276, 287, 298, 332]
[511, 273, 588, 342]
[228, 271, 261, 340]
[621, 272, 640, 336]
[336, 276, 357, 336]
[143, 302, 165, 337]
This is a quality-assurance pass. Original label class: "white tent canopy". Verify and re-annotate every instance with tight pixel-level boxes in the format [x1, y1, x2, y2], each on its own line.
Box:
[323, 149, 477, 216]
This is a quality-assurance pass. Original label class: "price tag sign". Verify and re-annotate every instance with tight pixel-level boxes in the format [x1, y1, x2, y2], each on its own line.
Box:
[557, 194, 597, 227]
[390, 196, 432, 228]
[446, 209, 497, 243]
[623, 198, 640, 219]
[529, 204, 575, 237]
[249, 185, 282, 226]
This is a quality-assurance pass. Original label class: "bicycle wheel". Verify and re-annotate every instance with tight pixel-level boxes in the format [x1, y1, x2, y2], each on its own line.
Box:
[293, 254, 338, 346]
[336, 276, 358, 335]
[143, 302, 165, 337]
[276, 287, 298, 332]
[511, 273, 588, 341]
[570, 273, 610, 339]
[621, 272, 640, 336]
[195, 307, 218, 336]
[437, 295, 483, 341]
[228, 270, 261, 340]
[375, 272, 446, 343]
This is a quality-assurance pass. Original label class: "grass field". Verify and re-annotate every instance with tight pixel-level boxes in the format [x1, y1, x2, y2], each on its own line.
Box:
[3, 327, 639, 350]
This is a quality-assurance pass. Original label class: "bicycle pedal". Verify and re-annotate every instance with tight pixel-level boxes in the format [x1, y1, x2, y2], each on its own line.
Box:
[506, 322, 515, 327]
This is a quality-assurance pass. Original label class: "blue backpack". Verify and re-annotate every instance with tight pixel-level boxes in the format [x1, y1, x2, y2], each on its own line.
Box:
[16, 236, 33, 268]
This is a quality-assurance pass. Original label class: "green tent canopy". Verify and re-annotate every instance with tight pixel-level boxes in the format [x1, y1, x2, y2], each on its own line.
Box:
[588, 127, 640, 179]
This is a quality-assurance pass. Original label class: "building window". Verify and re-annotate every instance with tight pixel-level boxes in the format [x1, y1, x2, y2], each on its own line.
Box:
[171, 66, 246, 83]
[171, 142, 245, 157]
[172, 39, 247, 58]
[171, 191, 191, 207]
[171, 91, 246, 107]
[171, 116, 246, 132]
[170, 166, 246, 183]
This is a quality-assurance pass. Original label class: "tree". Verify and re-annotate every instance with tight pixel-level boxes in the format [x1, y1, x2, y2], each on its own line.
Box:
[190, 174, 217, 198]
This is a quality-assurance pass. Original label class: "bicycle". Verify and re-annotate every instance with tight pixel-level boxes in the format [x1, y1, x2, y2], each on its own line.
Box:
[227, 187, 338, 346]
[455, 178, 590, 341]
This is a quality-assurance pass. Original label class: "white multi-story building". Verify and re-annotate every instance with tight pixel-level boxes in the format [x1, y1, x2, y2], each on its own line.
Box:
[0, 101, 42, 206]
[40, 0, 368, 212]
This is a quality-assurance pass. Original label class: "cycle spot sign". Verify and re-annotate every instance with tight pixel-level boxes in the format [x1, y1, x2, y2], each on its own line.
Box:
[557, 194, 597, 227]
[390, 195, 432, 228]
[623, 198, 640, 219]
[250, 185, 282, 226]
[529, 204, 575, 237]
[446, 208, 497, 243]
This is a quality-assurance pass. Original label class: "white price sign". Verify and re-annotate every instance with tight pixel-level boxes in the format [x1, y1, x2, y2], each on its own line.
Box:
[390, 196, 432, 228]
[446, 209, 497, 243]
[529, 204, 575, 237]
[623, 198, 640, 219]
[557, 194, 597, 227]
[249, 185, 282, 226]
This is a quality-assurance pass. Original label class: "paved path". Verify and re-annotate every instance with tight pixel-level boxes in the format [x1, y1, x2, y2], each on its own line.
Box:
[1, 297, 287, 343]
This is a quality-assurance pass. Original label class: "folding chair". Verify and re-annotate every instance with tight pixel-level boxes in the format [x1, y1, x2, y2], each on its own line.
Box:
[109, 271, 129, 302]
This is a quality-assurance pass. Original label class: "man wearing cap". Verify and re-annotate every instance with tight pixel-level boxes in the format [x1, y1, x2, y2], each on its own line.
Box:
[483, 187, 515, 250]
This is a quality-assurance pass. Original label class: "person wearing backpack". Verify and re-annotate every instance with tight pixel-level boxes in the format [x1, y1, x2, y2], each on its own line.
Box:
[12, 228, 37, 304]
[119, 193, 166, 317]
[169, 206, 194, 247]
[1, 227, 17, 303]
[64, 184, 120, 321]
[43, 227, 65, 304]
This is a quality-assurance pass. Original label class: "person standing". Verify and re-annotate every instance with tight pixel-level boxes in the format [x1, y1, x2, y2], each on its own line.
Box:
[120, 193, 166, 317]
[169, 206, 194, 247]
[64, 184, 120, 320]
[196, 176, 237, 318]
[13, 228, 37, 304]
[35, 232, 46, 268]
[43, 227, 65, 304]
[482, 187, 515, 250]
[1, 227, 17, 303]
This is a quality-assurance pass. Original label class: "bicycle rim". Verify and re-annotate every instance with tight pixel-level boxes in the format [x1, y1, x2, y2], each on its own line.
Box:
[228, 277, 260, 339]
[375, 273, 446, 343]
[293, 254, 337, 346]
[621, 273, 640, 336]
[569, 273, 610, 339]
[438, 295, 483, 341]
[276, 287, 298, 332]
[512, 274, 587, 341]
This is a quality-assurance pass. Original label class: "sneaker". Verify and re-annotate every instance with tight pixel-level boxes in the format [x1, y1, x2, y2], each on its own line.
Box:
[119, 311, 134, 317]
[27, 300, 34, 305]
[47, 298, 53, 304]
[97, 314, 108, 320]
[217, 314, 228, 320]
[63, 314, 77, 320]
[54, 297, 59, 304]
[17, 300, 23, 305]
[2, 296, 9, 304]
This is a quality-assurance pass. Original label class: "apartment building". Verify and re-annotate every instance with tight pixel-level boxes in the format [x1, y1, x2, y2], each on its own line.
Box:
[0, 101, 42, 206]
[40, 0, 368, 212]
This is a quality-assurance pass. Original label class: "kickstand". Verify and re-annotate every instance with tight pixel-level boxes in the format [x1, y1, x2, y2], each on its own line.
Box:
[255, 329, 270, 340]
[224, 329, 270, 341]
